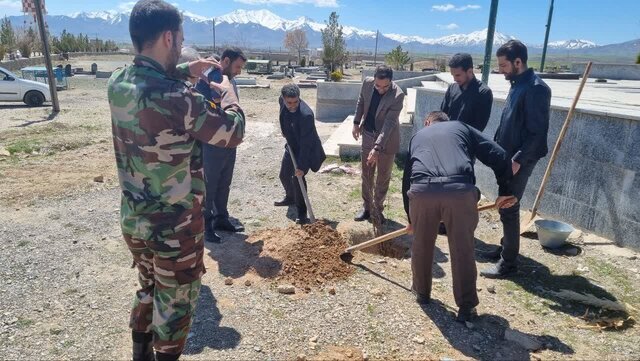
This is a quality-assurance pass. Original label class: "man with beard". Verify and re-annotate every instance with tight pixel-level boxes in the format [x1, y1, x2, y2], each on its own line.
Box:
[274, 83, 326, 224]
[108, 1, 245, 360]
[480, 40, 552, 279]
[198, 48, 248, 243]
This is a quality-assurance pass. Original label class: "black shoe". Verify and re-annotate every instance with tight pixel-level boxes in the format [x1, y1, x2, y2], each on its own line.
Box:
[456, 307, 478, 323]
[155, 352, 181, 361]
[438, 222, 447, 235]
[295, 217, 310, 225]
[132, 331, 154, 361]
[354, 209, 370, 222]
[215, 218, 244, 232]
[480, 260, 517, 279]
[205, 231, 221, 243]
[412, 288, 430, 305]
[479, 246, 502, 261]
[274, 197, 294, 207]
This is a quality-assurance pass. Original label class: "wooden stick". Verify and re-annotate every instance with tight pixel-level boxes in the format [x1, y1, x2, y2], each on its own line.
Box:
[344, 204, 495, 253]
[286, 144, 316, 223]
[524, 61, 593, 225]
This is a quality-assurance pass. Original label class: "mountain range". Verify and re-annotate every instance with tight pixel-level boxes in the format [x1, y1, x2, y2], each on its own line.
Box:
[7, 9, 639, 60]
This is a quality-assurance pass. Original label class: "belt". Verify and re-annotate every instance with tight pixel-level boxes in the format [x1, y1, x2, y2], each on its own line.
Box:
[412, 175, 474, 185]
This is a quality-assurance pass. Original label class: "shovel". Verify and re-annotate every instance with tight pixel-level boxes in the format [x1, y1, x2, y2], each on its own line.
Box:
[286, 143, 316, 223]
[339, 203, 496, 262]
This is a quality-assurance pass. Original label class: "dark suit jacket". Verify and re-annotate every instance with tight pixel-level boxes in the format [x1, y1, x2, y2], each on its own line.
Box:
[353, 77, 405, 154]
[279, 97, 326, 173]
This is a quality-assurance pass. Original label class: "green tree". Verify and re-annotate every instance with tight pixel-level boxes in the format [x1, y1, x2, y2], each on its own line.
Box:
[636, 53, 640, 64]
[385, 45, 410, 71]
[0, 17, 16, 51]
[321, 12, 348, 72]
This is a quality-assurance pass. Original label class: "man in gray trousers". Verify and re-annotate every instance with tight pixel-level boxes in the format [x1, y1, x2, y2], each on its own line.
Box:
[403, 111, 516, 322]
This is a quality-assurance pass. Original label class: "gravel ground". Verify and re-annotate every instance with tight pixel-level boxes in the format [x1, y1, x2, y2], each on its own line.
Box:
[1, 56, 640, 360]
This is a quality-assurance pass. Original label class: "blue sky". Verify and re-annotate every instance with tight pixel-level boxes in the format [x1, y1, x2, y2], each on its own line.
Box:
[1, 0, 639, 45]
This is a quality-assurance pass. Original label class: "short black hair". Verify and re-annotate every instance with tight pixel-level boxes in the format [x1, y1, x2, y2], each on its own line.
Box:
[281, 83, 300, 98]
[129, 0, 182, 53]
[425, 111, 450, 124]
[496, 40, 528, 65]
[448, 53, 473, 71]
[221, 47, 247, 63]
[374, 65, 393, 80]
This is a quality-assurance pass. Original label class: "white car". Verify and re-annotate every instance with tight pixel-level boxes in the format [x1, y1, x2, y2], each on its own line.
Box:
[0, 66, 51, 107]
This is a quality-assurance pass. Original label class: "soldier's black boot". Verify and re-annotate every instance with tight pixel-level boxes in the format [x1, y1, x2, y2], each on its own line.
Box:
[132, 331, 154, 361]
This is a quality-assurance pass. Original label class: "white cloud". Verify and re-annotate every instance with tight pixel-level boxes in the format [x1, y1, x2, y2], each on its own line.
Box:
[234, 0, 339, 7]
[0, 0, 22, 16]
[432, 3, 481, 12]
[117, 1, 138, 12]
[437, 23, 459, 30]
[187, 0, 206, 2]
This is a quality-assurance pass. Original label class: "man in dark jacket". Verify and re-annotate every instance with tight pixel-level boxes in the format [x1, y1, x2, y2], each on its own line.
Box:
[403, 111, 515, 322]
[481, 40, 552, 278]
[440, 53, 493, 132]
[274, 84, 326, 224]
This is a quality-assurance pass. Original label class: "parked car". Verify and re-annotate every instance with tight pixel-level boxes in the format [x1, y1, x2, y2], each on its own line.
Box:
[0, 66, 51, 107]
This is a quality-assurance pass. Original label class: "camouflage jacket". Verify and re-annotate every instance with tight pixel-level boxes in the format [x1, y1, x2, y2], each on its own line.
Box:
[108, 55, 245, 243]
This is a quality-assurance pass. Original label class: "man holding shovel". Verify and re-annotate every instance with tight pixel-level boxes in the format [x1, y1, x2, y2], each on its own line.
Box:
[403, 111, 516, 322]
[274, 84, 326, 224]
[481, 40, 551, 279]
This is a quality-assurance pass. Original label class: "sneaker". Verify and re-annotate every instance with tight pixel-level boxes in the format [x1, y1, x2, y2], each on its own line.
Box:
[480, 260, 517, 279]
[456, 307, 478, 323]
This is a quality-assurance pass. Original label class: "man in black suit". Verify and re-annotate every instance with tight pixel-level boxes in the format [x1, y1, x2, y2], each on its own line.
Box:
[274, 84, 326, 224]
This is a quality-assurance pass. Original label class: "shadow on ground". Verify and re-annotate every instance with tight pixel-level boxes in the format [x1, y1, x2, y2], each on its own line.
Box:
[183, 285, 241, 355]
[206, 232, 282, 279]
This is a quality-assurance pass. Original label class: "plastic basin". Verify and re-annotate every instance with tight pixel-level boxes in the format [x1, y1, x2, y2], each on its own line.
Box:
[535, 219, 574, 249]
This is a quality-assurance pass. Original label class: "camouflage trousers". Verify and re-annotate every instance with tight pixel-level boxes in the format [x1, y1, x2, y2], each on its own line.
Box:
[124, 234, 206, 355]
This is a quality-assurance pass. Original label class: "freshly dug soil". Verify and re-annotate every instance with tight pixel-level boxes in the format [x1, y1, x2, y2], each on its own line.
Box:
[248, 221, 353, 288]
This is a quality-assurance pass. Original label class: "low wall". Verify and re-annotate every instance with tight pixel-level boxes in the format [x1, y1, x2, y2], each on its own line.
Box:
[571, 63, 640, 81]
[362, 70, 429, 81]
[414, 87, 640, 250]
[315, 81, 362, 122]
[0, 52, 128, 72]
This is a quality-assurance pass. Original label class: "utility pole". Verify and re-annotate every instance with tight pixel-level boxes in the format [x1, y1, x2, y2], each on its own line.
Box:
[540, 0, 555, 73]
[481, 0, 499, 85]
[373, 30, 379, 66]
[212, 18, 216, 53]
[33, 0, 59, 112]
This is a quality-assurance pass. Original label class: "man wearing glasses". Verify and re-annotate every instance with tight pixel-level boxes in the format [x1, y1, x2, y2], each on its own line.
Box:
[352, 65, 405, 223]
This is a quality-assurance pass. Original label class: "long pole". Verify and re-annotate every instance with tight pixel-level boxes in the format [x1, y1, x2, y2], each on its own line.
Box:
[212, 18, 216, 53]
[286, 144, 316, 223]
[540, 0, 555, 72]
[33, 0, 59, 112]
[373, 30, 379, 66]
[481, 0, 499, 85]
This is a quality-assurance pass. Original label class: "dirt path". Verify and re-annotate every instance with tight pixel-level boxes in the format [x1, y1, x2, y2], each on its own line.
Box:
[1, 56, 639, 360]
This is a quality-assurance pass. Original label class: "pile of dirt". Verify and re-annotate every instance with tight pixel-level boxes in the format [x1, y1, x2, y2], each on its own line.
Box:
[248, 221, 353, 289]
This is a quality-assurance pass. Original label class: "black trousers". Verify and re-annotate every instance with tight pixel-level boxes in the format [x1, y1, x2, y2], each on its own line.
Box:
[278, 149, 308, 218]
[498, 160, 538, 265]
[202, 144, 237, 225]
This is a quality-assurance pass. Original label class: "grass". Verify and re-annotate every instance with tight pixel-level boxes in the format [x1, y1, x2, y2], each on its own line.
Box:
[17, 318, 34, 328]
[17, 240, 29, 247]
[6, 139, 41, 155]
[271, 309, 285, 319]
[63, 288, 79, 295]
[585, 257, 635, 297]
[366, 303, 375, 315]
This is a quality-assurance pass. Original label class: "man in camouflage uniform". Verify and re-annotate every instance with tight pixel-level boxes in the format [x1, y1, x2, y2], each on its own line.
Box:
[107, 1, 245, 360]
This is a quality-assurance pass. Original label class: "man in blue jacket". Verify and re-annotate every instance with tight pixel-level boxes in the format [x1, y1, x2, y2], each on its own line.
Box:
[274, 84, 326, 224]
[481, 40, 552, 278]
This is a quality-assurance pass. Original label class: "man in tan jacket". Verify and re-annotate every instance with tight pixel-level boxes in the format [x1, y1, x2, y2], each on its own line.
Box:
[352, 65, 405, 222]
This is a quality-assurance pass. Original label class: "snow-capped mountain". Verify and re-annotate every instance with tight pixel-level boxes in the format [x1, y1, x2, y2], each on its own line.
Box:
[547, 39, 597, 49]
[7, 9, 632, 57]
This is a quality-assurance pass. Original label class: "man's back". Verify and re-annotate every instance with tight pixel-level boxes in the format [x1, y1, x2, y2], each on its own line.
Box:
[108, 55, 244, 240]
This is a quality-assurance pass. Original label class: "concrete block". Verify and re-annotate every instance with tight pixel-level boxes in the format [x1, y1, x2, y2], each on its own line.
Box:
[234, 77, 257, 86]
[572, 113, 629, 165]
[362, 70, 433, 81]
[571, 63, 640, 81]
[316, 82, 361, 122]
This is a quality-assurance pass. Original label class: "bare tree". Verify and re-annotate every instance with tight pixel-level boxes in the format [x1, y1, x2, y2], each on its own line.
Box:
[284, 29, 308, 65]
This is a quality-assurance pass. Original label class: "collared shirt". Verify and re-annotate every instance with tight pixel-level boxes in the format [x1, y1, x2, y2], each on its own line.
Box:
[402, 121, 513, 221]
[440, 76, 493, 131]
[108, 55, 245, 242]
[363, 89, 383, 132]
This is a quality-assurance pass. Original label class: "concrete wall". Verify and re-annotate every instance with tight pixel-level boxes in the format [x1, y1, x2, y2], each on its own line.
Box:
[315, 81, 362, 122]
[571, 63, 640, 81]
[1, 52, 127, 72]
[413, 87, 640, 250]
[362, 70, 430, 81]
